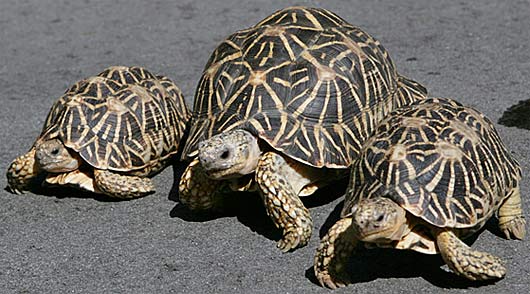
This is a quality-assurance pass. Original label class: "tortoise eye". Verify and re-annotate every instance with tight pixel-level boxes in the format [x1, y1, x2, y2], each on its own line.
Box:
[375, 213, 384, 222]
[51, 148, 60, 156]
[220, 150, 230, 159]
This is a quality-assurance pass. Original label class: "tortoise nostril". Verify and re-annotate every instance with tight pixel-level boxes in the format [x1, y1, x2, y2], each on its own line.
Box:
[220, 150, 230, 159]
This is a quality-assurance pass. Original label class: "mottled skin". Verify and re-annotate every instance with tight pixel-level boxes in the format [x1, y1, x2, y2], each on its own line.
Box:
[179, 129, 345, 251]
[314, 192, 525, 288]
[7, 138, 154, 198]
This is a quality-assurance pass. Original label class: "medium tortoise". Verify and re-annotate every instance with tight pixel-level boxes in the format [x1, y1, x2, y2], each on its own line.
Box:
[178, 6, 427, 251]
[314, 97, 526, 288]
[6, 66, 190, 198]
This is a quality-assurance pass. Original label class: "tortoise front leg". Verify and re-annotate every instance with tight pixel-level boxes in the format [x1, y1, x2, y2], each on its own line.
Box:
[178, 157, 227, 210]
[314, 217, 358, 289]
[255, 152, 312, 252]
[93, 169, 155, 198]
[6, 148, 40, 194]
[436, 230, 505, 281]
[498, 185, 526, 240]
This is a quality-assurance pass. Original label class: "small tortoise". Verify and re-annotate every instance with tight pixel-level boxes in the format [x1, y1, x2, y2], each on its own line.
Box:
[314, 97, 526, 288]
[179, 6, 427, 251]
[6, 66, 190, 198]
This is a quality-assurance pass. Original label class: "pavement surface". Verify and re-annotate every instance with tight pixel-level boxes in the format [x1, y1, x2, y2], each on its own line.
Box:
[1, 0, 529, 293]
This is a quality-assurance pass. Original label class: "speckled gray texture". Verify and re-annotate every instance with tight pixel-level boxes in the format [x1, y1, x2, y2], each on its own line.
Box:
[1, 0, 529, 293]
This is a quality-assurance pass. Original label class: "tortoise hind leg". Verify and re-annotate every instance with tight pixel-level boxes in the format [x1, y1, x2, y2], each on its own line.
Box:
[314, 217, 358, 289]
[498, 185, 526, 240]
[6, 148, 40, 194]
[255, 152, 313, 252]
[94, 169, 155, 198]
[436, 230, 505, 281]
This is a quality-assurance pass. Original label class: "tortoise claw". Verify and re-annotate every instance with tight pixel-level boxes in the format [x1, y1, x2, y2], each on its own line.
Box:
[277, 229, 309, 252]
[316, 270, 349, 289]
[500, 216, 526, 240]
[6, 185, 24, 195]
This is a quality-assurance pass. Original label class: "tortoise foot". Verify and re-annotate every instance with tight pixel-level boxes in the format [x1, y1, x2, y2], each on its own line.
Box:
[178, 157, 226, 211]
[437, 230, 506, 281]
[314, 218, 355, 288]
[499, 215, 526, 240]
[94, 169, 154, 198]
[6, 148, 39, 194]
[277, 225, 312, 252]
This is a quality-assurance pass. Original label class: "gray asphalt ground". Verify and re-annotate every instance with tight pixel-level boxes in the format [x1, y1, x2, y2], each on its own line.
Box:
[1, 0, 529, 293]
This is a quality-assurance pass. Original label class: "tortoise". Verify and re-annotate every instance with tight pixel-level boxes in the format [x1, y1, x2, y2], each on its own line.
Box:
[178, 6, 427, 252]
[6, 66, 190, 198]
[314, 97, 526, 288]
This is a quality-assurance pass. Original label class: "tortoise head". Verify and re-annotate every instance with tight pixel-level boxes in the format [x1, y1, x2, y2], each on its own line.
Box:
[350, 197, 408, 244]
[35, 138, 82, 173]
[198, 129, 261, 179]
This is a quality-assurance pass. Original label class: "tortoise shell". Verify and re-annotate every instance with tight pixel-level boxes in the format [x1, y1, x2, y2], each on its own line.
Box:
[37, 66, 190, 173]
[343, 97, 521, 228]
[182, 6, 426, 168]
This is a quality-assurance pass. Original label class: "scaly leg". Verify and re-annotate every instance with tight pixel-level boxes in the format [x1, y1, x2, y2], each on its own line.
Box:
[255, 152, 312, 252]
[314, 217, 358, 289]
[178, 157, 227, 210]
[94, 169, 154, 198]
[498, 185, 526, 240]
[6, 148, 40, 194]
[437, 230, 505, 281]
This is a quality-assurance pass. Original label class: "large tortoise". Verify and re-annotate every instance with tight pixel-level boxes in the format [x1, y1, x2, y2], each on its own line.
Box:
[6, 66, 190, 198]
[178, 6, 427, 252]
[314, 97, 526, 288]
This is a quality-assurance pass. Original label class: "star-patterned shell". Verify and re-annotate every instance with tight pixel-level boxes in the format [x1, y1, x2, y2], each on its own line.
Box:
[344, 97, 521, 227]
[182, 6, 426, 168]
[38, 66, 190, 173]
